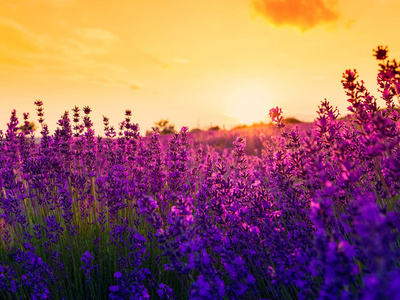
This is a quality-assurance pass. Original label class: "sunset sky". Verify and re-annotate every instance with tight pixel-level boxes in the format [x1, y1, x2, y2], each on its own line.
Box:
[1, 0, 400, 135]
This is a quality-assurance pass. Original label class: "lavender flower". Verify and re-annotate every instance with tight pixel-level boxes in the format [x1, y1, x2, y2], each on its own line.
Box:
[80, 251, 98, 284]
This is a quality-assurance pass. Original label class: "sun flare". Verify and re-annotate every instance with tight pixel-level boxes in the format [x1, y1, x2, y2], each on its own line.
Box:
[225, 83, 273, 125]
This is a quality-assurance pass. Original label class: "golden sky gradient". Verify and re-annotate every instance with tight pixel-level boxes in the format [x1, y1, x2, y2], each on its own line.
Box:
[1, 0, 400, 135]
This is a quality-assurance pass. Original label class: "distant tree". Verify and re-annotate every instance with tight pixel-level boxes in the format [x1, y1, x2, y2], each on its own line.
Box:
[154, 119, 176, 135]
[233, 124, 248, 130]
[251, 121, 267, 127]
[189, 128, 202, 133]
[284, 117, 302, 124]
[208, 125, 220, 131]
[18, 121, 37, 132]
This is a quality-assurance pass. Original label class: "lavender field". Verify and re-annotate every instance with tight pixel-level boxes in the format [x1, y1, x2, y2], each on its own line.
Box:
[1, 47, 400, 299]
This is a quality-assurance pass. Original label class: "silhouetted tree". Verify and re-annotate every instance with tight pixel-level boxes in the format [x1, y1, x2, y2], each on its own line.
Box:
[18, 121, 37, 132]
[208, 125, 220, 131]
[189, 128, 202, 133]
[154, 119, 176, 135]
[284, 117, 302, 124]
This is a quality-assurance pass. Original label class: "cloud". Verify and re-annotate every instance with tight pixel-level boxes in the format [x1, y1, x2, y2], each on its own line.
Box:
[0, 18, 127, 86]
[75, 28, 119, 43]
[130, 84, 140, 90]
[0, 19, 42, 68]
[139, 50, 166, 67]
[252, 0, 340, 31]
[0, 19, 40, 53]
[0, 55, 31, 67]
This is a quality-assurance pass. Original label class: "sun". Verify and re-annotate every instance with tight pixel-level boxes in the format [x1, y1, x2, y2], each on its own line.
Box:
[225, 83, 273, 125]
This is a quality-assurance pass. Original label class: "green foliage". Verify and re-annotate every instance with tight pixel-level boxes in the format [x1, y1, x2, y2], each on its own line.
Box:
[18, 121, 37, 132]
[154, 119, 176, 135]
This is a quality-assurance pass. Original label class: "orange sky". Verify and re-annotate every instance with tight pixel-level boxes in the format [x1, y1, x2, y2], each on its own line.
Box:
[1, 0, 400, 135]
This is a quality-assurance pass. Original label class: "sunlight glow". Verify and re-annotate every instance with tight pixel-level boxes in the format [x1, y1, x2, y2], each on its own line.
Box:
[225, 84, 273, 125]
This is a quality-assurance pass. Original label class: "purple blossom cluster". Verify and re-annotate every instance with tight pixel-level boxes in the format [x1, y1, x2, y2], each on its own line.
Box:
[0, 46, 400, 299]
